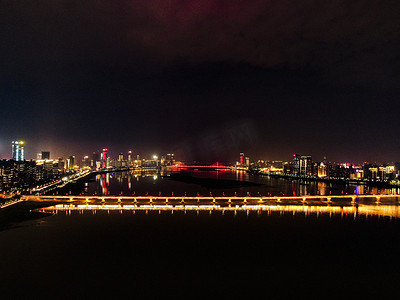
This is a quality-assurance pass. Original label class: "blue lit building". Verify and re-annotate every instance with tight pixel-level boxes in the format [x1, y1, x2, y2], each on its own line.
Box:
[12, 141, 25, 161]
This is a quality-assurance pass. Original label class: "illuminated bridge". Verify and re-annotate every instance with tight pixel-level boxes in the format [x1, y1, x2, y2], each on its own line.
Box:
[20, 194, 400, 218]
[172, 162, 233, 170]
[23, 194, 400, 205]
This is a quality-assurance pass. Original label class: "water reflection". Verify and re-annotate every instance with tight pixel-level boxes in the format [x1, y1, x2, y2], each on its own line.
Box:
[41, 203, 400, 219]
[318, 182, 327, 196]
[60, 170, 400, 197]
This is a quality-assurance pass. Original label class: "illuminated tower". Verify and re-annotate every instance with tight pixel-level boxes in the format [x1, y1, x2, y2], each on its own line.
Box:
[68, 155, 75, 170]
[293, 154, 300, 174]
[101, 148, 108, 168]
[240, 153, 244, 165]
[128, 151, 132, 162]
[12, 141, 25, 161]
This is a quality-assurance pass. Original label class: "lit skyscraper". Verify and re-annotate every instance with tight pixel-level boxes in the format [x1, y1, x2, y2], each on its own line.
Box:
[12, 141, 25, 161]
[67, 155, 75, 170]
[293, 154, 312, 175]
[118, 153, 124, 161]
[101, 148, 108, 168]
[240, 153, 245, 165]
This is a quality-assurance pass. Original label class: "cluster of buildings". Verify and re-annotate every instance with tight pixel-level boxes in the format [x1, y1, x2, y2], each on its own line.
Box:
[236, 152, 250, 169]
[1, 141, 70, 191]
[88, 149, 175, 170]
[253, 153, 400, 182]
[1, 140, 177, 192]
[2, 139, 400, 192]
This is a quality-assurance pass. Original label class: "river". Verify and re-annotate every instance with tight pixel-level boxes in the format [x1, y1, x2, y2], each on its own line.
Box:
[1, 170, 399, 298]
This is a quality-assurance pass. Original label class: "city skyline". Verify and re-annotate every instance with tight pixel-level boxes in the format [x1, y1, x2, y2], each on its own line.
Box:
[1, 144, 399, 165]
[1, 1, 400, 163]
[2, 3, 400, 298]
[2, 138, 400, 167]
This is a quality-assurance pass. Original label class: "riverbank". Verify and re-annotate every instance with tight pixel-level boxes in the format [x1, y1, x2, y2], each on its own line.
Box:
[257, 171, 400, 188]
[0, 200, 62, 231]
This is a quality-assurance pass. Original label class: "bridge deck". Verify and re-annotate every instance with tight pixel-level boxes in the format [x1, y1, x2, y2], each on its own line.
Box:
[23, 194, 400, 202]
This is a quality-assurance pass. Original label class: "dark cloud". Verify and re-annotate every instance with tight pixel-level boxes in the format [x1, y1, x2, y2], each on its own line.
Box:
[1, 0, 399, 86]
[1, 1, 400, 162]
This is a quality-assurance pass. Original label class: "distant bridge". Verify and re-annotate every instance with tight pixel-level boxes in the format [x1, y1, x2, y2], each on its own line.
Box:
[172, 162, 233, 170]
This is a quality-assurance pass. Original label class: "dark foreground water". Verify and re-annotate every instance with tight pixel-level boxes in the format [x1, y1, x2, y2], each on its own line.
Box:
[1, 209, 400, 298]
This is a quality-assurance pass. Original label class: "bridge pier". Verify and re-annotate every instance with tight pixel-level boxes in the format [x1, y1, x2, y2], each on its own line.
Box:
[376, 196, 381, 204]
[351, 196, 357, 205]
[327, 197, 332, 203]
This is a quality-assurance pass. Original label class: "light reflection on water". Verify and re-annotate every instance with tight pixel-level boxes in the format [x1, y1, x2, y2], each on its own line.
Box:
[40, 203, 400, 219]
[73, 170, 400, 197]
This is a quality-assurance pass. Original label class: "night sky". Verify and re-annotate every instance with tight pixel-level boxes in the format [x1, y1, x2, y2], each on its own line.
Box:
[1, 0, 399, 163]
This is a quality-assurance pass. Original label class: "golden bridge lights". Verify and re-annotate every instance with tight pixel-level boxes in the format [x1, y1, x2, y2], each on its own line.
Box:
[38, 202, 400, 219]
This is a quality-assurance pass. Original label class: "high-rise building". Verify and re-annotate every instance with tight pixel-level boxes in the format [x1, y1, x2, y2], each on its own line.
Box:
[118, 153, 124, 161]
[240, 153, 245, 165]
[128, 151, 132, 162]
[293, 154, 300, 173]
[293, 154, 312, 175]
[12, 141, 25, 161]
[300, 156, 312, 175]
[92, 150, 100, 169]
[67, 155, 75, 170]
[101, 148, 108, 168]
[41, 151, 50, 160]
[245, 157, 250, 168]
[160, 155, 166, 166]
[318, 162, 327, 177]
[166, 153, 175, 166]
[117, 152, 124, 168]
[82, 156, 90, 168]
